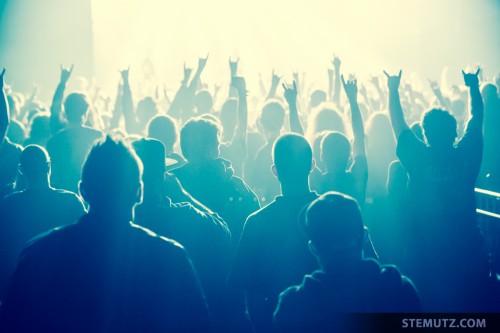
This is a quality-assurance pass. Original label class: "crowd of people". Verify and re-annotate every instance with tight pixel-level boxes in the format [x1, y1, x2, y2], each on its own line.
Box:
[0, 55, 499, 332]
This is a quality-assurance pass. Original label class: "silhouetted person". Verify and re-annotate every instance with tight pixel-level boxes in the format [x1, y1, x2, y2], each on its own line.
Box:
[132, 138, 231, 331]
[273, 192, 421, 333]
[315, 76, 368, 205]
[0, 69, 22, 198]
[230, 133, 320, 333]
[247, 100, 285, 204]
[146, 114, 186, 170]
[385, 69, 489, 311]
[479, 82, 500, 191]
[46, 65, 103, 192]
[0, 145, 85, 299]
[0, 136, 211, 332]
[171, 116, 259, 250]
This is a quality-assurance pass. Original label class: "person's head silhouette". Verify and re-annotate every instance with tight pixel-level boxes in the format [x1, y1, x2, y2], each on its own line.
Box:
[259, 101, 285, 140]
[137, 97, 158, 127]
[180, 117, 220, 163]
[421, 108, 457, 148]
[132, 138, 165, 196]
[321, 131, 351, 173]
[18, 145, 51, 187]
[301, 192, 364, 266]
[147, 115, 178, 154]
[64, 92, 90, 126]
[272, 133, 314, 189]
[79, 136, 143, 216]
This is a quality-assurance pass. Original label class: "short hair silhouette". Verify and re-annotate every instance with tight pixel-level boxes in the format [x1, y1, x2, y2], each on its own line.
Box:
[273, 133, 312, 180]
[180, 117, 220, 162]
[132, 138, 165, 188]
[421, 108, 457, 147]
[301, 192, 364, 256]
[260, 101, 285, 133]
[309, 90, 327, 109]
[19, 145, 50, 180]
[80, 136, 143, 209]
[147, 115, 178, 150]
[137, 97, 158, 123]
[308, 105, 346, 138]
[321, 131, 351, 171]
[194, 89, 214, 114]
[64, 92, 90, 124]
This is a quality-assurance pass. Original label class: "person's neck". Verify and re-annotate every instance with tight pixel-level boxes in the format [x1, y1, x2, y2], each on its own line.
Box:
[25, 177, 50, 190]
[67, 122, 84, 129]
[280, 178, 311, 196]
[87, 207, 134, 224]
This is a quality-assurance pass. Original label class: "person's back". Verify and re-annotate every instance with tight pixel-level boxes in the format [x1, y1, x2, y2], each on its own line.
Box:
[230, 134, 319, 332]
[1, 217, 210, 333]
[385, 69, 488, 311]
[0, 136, 211, 333]
[46, 125, 103, 192]
[132, 138, 231, 330]
[274, 259, 420, 333]
[273, 192, 421, 333]
[0, 187, 85, 298]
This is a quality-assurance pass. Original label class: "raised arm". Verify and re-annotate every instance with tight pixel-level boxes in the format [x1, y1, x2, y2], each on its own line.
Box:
[462, 69, 483, 132]
[231, 76, 248, 146]
[228, 57, 239, 98]
[283, 80, 304, 135]
[384, 70, 409, 140]
[188, 55, 208, 95]
[50, 64, 73, 134]
[167, 64, 192, 119]
[109, 81, 123, 130]
[0, 68, 9, 143]
[120, 67, 140, 134]
[266, 69, 281, 100]
[341, 75, 366, 157]
[332, 55, 341, 105]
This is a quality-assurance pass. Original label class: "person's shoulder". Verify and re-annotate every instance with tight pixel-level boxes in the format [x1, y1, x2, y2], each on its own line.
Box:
[21, 223, 79, 255]
[129, 222, 185, 253]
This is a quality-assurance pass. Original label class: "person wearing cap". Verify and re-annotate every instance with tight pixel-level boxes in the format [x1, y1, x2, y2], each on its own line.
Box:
[0, 144, 85, 300]
[273, 192, 421, 332]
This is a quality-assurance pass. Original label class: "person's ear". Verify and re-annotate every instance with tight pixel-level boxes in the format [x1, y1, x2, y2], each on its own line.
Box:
[310, 159, 316, 172]
[271, 164, 278, 178]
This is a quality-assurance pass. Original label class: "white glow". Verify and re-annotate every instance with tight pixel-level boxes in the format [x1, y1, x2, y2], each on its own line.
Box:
[91, 0, 500, 95]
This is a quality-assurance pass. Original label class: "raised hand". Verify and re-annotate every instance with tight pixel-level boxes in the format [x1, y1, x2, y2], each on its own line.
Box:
[384, 69, 402, 91]
[369, 75, 380, 87]
[332, 55, 341, 69]
[0, 68, 5, 89]
[197, 54, 209, 72]
[231, 76, 247, 94]
[120, 66, 130, 82]
[462, 68, 480, 88]
[282, 80, 297, 105]
[229, 57, 239, 77]
[271, 69, 281, 87]
[428, 79, 439, 91]
[183, 63, 193, 84]
[60, 64, 74, 84]
[341, 75, 358, 100]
